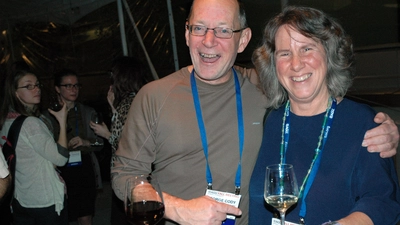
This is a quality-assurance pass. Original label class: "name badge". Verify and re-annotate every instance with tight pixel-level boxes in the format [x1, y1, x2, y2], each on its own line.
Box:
[205, 189, 241, 225]
[67, 151, 82, 167]
[272, 218, 301, 225]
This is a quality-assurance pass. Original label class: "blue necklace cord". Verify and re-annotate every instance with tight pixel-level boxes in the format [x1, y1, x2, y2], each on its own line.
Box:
[190, 68, 244, 194]
[280, 97, 337, 222]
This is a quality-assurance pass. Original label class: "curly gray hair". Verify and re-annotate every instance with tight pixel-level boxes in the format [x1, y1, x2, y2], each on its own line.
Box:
[252, 6, 355, 109]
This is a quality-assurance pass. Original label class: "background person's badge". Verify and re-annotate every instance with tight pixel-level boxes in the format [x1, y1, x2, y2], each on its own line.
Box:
[67, 150, 82, 167]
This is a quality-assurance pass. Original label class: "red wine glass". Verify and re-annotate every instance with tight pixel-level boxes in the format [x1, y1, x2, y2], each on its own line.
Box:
[125, 175, 165, 225]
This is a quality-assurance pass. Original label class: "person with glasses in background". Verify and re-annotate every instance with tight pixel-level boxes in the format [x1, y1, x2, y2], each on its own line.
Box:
[111, 0, 400, 224]
[0, 70, 69, 225]
[43, 69, 103, 225]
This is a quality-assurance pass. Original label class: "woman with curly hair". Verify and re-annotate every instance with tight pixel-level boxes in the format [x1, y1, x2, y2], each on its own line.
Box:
[249, 6, 400, 225]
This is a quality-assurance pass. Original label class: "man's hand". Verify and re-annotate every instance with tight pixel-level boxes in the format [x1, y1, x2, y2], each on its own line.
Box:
[363, 112, 399, 158]
[164, 194, 242, 225]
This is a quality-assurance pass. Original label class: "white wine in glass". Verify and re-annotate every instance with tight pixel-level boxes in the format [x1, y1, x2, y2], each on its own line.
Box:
[90, 112, 104, 146]
[125, 175, 165, 225]
[265, 164, 299, 225]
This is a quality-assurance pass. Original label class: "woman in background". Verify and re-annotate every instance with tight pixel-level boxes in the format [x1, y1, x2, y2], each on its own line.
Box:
[90, 56, 150, 225]
[0, 70, 69, 225]
[45, 69, 103, 225]
[0, 145, 10, 202]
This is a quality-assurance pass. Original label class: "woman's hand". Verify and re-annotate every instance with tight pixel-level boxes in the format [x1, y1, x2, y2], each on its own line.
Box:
[48, 98, 67, 126]
[90, 121, 111, 140]
[50, 99, 68, 148]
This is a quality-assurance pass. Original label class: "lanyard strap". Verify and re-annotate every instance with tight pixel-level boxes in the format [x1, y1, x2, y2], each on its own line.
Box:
[280, 97, 337, 221]
[190, 68, 244, 194]
[74, 105, 79, 136]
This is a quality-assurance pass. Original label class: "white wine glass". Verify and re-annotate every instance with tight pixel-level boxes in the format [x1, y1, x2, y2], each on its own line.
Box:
[125, 175, 165, 225]
[265, 164, 299, 225]
[90, 112, 103, 146]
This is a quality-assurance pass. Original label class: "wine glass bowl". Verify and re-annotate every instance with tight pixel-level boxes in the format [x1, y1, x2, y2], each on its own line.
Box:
[265, 164, 299, 225]
[90, 112, 104, 146]
[49, 94, 62, 112]
[125, 175, 165, 225]
[91, 112, 103, 124]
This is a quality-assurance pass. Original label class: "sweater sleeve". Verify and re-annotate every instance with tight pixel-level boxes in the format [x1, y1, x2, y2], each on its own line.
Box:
[350, 147, 400, 224]
[21, 117, 69, 167]
[345, 103, 400, 224]
[111, 82, 159, 200]
[111, 79, 162, 199]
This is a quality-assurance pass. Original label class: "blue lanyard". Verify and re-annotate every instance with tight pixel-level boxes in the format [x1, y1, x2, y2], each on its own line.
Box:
[74, 105, 79, 136]
[280, 97, 337, 222]
[190, 68, 244, 194]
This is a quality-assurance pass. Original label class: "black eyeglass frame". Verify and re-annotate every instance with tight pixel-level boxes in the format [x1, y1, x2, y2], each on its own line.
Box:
[17, 83, 42, 90]
[186, 25, 247, 39]
[58, 84, 82, 90]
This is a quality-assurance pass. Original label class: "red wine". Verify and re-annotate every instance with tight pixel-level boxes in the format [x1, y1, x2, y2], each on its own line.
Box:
[49, 101, 62, 112]
[126, 201, 165, 225]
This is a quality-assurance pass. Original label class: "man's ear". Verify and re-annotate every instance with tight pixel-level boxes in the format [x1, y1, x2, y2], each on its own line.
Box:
[237, 27, 252, 53]
[185, 22, 190, 47]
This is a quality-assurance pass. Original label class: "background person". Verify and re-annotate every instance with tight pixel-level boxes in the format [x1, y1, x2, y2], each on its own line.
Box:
[90, 56, 151, 225]
[111, 1, 400, 225]
[249, 6, 400, 225]
[0, 70, 69, 225]
[44, 69, 103, 225]
[0, 146, 11, 202]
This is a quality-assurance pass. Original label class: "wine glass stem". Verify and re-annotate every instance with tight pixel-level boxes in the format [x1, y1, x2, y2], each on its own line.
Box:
[280, 212, 285, 225]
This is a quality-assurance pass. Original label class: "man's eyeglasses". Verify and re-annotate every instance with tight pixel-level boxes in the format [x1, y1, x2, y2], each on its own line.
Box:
[59, 84, 82, 90]
[186, 25, 246, 39]
[18, 83, 42, 90]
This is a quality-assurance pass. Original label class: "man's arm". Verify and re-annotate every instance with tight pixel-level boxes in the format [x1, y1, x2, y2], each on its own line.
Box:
[0, 175, 11, 202]
[112, 139, 242, 225]
[111, 87, 242, 225]
[363, 112, 399, 158]
[112, 156, 242, 225]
